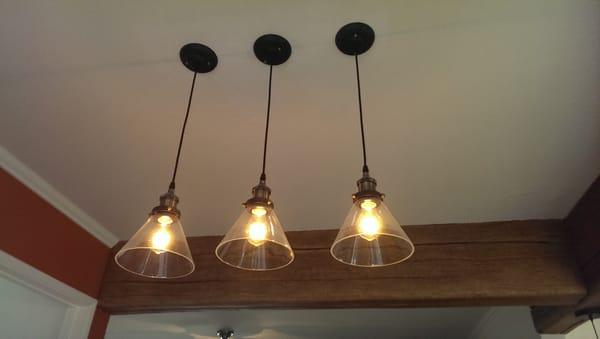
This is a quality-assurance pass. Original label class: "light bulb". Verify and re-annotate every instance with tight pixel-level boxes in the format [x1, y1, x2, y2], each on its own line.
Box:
[360, 199, 377, 210]
[357, 199, 381, 241]
[247, 221, 268, 247]
[157, 215, 173, 225]
[251, 207, 267, 217]
[151, 227, 172, 254]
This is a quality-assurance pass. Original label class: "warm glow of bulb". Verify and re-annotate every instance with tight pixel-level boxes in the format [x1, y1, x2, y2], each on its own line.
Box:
[356, 199, 381, 241]
[357, 208, 381, 242]
[157, 215, 173, 226]
[251, 207, 267, 217]
[151, 228, 172, 254]
[360, 199, 377, 211]
[247, 221, 268, 247]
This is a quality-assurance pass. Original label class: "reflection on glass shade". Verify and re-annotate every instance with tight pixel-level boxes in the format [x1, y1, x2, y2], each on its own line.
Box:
[115, 213, 194, 278]
[216, 206, 294, 271]
[330, 198, 414, 267]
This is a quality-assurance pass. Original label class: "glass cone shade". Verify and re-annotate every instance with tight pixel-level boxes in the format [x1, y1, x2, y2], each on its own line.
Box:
[216, 206, 294, 270]
[331, 197, 414, 267]
[115, 213, 194, 278]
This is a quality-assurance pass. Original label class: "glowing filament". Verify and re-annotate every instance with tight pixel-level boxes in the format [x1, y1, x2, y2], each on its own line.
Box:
[358, 200, 381, 241]
[247, 221, 268, 247]
[157, 215, 173, 225]
[360, 199, 377, 210]
[251, 207, 267, 217]
[151, 228, 172, 254]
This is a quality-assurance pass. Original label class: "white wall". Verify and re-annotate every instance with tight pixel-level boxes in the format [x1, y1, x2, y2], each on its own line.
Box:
[0, 275, 69, 338]
[469, 307, 566, 339]
[567, 320, 598, 339]
[468, 306, 599, 339]
[0, 251, 97, 339]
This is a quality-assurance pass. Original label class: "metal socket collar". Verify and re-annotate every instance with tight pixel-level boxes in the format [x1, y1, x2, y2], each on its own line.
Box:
[244, 181, 274, 209]
[151, 188, 181, 217]
[352, 173, 385, 202]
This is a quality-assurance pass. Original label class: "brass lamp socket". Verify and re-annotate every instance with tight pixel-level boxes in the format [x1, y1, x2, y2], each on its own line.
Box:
[151, 188, 181, 217]
[243, 181, 274, 209]
[352, 173, 385, 202]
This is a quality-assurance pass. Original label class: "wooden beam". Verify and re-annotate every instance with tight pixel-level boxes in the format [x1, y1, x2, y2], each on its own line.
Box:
[99, 220, 585, 314]
[531, 175, 600, 334]
[569, 176, 600, 267]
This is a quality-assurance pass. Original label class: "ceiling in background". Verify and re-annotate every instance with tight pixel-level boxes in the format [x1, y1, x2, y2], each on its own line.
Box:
[0, 0, 599, 240]
[105, 308, 490, 339]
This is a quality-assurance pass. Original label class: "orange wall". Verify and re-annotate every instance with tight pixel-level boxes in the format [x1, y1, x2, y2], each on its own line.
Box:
[0, 169, 111, 338]
[89, 308, 111, 339]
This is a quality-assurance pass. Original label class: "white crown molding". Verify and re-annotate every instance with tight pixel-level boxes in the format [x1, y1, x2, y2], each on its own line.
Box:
[0, 250, 98, 339]
[0, 146, 119, 246]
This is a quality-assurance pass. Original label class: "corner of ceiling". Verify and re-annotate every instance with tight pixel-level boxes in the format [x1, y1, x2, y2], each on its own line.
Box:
[0, 146, 119, 247]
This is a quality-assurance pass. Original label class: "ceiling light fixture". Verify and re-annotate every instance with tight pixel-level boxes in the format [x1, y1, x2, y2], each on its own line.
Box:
[115, 43, 218, 278]
[215, 34, 294, 271]
[330, 23, 415, 267]
[216, 329, 234, 339]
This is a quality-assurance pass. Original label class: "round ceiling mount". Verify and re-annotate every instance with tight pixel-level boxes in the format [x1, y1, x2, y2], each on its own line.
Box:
[335, 22, 375, 55]
[217, 329, 234, 339]
[254, 34, 292, 66]
[179, 43, 218, 73]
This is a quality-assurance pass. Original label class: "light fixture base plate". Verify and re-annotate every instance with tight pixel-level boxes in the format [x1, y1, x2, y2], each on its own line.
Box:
[336, 22, 375, 55]
[217, 329, 234, 339]
[180, 43, 218, 73]
[254, 34, 292, 65]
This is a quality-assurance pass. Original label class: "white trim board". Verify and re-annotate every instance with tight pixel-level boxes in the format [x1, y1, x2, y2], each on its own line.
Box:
[0, 250, 98, 339]
[0, 146, 118, 246]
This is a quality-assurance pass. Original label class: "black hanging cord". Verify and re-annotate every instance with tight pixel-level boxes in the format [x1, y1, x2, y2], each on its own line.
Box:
[259, 65, 273, 182]
[591, 314, 599, 339]
[169, 72, 198, 189]
[355, 54, 369, 174]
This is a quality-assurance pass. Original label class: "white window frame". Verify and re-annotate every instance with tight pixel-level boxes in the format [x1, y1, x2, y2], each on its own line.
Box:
[0, 250, 97, 339]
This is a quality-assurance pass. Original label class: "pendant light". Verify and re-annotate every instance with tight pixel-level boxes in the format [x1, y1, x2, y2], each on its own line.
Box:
[215, 34, 294, 271]
[115, 43, 218, 278]
[330, 23, 415, 267]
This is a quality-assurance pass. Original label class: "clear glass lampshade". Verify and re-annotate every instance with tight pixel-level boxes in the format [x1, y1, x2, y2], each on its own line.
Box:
[216, 205, 294, 270]
[330, 197, 414, 267]
[115, 213, 194, 278]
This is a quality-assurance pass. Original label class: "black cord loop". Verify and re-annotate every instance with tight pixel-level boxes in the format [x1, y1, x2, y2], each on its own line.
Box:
[169, 71, 197, 189]
[355, 54, 369, 174]
[259, 65, 273, 182]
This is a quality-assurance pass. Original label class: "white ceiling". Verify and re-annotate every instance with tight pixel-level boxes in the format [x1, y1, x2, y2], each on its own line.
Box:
[1, 0, 599, 240]
[105, 308, 489, 339]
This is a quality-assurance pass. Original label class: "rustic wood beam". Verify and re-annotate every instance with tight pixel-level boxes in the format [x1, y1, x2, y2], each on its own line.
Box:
[99, 220, 585, 314]
[532, 175, 600, 334]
